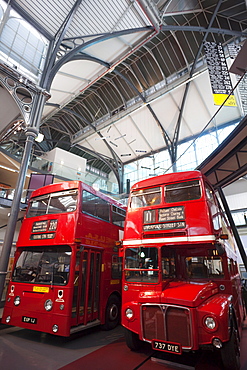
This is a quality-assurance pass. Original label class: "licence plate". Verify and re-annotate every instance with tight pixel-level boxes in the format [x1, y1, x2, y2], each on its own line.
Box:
[22, 316, 37, 324]
[152, 339, 181, 354]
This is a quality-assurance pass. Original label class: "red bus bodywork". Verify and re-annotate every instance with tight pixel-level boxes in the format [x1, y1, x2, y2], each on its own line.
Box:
[3, 181, 126, 336]
[121, 171, 245, 370]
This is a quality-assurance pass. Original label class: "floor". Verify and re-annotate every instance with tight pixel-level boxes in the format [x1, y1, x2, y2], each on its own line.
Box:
[0, 317, 247, 370]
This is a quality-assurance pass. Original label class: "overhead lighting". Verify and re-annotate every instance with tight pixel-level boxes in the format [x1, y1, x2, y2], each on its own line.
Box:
[110, 141, 118, 147]
[95, 136, 110, 140]
[0, 165, 19, 173]
[35, 133, 44, 143]
[128, 139, 136, 145]
[115, 134, 126, 140]
[0, 164, 32, 177]
[141, 166, 151, 170]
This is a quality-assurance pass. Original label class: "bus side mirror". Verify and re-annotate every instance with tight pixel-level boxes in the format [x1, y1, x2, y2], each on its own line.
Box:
[118, 248, 124, 257]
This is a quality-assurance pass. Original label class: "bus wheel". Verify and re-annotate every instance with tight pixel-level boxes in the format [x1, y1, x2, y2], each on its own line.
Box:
[101, 295, 120, 330]
[124, 328, 142, 351]
[220, 325, 240, 370]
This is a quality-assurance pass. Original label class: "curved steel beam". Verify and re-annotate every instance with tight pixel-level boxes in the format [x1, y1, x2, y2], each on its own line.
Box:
[58, 52, 174, 158]
[103, 76, 126, 107]
[76, 101, 97, 121]
[121, 62, 144, 92]
[142, 45, 165, 79]
[40, 0, 82, 86]
[43, 118, 72, 137]
[70, 53, 111, 67]
[44, 26, 154, 90]
[91, 91, 111, 116]
[161, 25, 247, 38]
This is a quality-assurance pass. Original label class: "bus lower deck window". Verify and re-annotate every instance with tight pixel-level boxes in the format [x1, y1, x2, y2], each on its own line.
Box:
[165, 180, 201, 203]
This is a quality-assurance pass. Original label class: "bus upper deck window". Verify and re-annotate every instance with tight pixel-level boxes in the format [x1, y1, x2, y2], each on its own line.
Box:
[27, 189, 78, 217]
[49, 193, 77, 213]
[130, 187, 161, 208]
[112, 205, 126, 227]
[165, 180, 201, 203]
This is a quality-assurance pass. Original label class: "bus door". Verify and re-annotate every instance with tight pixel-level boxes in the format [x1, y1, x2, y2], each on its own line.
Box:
[71, 248, 102, 327]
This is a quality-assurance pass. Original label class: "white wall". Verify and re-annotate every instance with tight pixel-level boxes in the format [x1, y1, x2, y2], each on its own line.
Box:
[223, 178, 247, 210]
[42, 148, 87, 180]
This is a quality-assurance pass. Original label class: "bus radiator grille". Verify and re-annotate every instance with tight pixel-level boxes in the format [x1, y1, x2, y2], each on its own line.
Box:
[141, 304, 192, 348]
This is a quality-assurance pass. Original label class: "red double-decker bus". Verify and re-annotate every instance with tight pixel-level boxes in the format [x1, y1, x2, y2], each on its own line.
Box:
[2, 181, 126, 336]
[121, 170, 245, 370]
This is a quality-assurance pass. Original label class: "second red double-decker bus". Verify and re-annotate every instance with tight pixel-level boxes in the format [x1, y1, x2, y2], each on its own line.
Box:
[2, 180, 126, 336]
[121, 170, 245, 370]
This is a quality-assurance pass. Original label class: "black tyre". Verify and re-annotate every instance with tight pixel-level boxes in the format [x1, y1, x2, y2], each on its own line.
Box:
[101, 295, 120, 330]
[124, 327, 142, 351]
[221, 325, 240, 370]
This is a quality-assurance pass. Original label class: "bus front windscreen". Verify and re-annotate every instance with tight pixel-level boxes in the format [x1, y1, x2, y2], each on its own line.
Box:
[26, 189, 78, 218]
[12, 246, 71, 285]
[124, 247, 158, 283]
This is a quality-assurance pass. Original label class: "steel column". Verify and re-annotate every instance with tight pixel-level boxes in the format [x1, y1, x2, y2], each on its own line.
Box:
[0, 93, 46, 301]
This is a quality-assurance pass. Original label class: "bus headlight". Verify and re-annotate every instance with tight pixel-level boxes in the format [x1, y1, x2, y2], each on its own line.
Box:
[44, 299, 53, 311]
[52, 324, 59, 333]
[14, 296, 21, 306]
[205, 316, 216, 330]
[126, 308, 134, 319]
[6, 316, 11, 323]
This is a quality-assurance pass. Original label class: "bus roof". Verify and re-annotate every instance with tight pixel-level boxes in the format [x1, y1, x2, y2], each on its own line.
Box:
[130, 170, 205, 191]
[30, 180, 80, 198]
[29, 180, 126, 209]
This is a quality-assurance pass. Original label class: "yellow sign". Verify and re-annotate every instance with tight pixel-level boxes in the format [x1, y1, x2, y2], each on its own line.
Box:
[110, 279, 120, 285]
[213, 94, 237, 107]
[33, 286, 49, 293]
